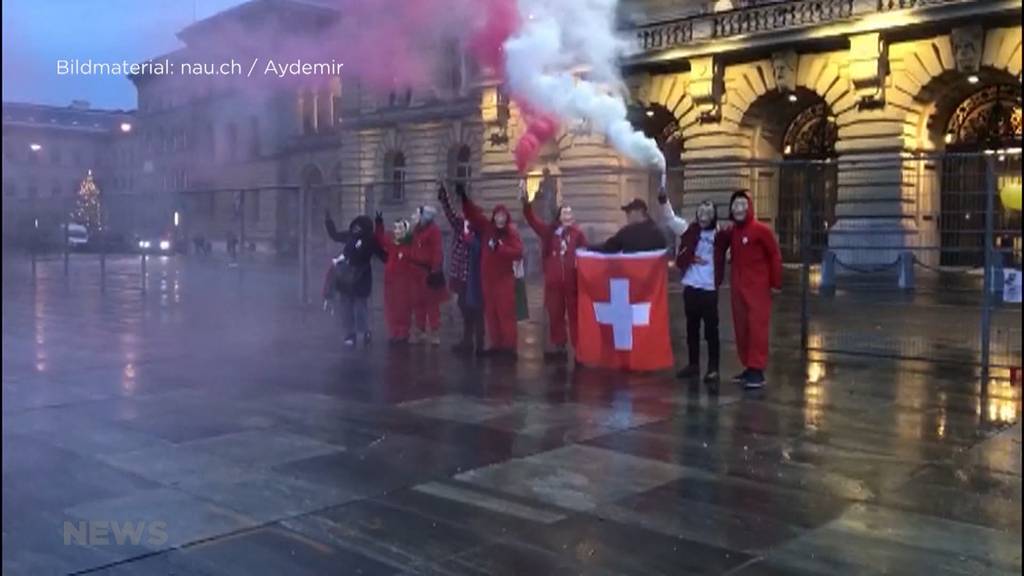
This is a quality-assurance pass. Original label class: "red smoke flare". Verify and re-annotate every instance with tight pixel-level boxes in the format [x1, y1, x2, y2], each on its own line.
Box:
[514, 112, 559, 174]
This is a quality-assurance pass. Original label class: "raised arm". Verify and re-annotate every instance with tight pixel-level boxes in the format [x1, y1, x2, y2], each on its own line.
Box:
[437, 181, 464, 231]
[324, 213, 349, 243]
[461, 193, 490, 233]
[657, 194, 687, 237]
[373, 215, 393, 261]
[522, 199, 551, 239]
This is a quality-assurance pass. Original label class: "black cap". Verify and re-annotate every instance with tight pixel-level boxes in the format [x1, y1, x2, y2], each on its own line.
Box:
[620, 198, 649, 213]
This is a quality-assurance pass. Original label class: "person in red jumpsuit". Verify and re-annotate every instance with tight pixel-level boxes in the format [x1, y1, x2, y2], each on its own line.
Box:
[407, 205, 448, 345]
[723, 190, 782, 389]
[374, 214, 415, 344]
[520, 181, 587, 359]
[458, 187, 524, 357]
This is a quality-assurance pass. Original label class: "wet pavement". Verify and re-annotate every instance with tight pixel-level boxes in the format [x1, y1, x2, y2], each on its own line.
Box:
[3, 254, 1021, 575]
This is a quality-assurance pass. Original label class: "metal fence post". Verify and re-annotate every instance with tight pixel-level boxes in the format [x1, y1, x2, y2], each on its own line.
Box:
[99, 232, 106, 292]
[800, 161, 813, 352]
[63, 222, 70, 277]
[299, 186, 309, 304]
[140, 252, 147, 294]
[980, 155, 996, 385]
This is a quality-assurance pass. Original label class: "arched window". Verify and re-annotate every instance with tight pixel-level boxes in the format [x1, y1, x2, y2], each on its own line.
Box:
[448, 144, 472, 193]
[384, 151, 406, 201]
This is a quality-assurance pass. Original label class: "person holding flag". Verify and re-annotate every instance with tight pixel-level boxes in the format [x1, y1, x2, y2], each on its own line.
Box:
[458, 185, 524, 357]
[590, 198, 667, 254]
[520, 181, 587, 358]
[723, 189, 782, 389]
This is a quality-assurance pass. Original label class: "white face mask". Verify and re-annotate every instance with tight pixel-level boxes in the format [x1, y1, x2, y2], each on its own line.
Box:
[731, 197, 749, 223]
[494, 212, 508, 228]
[558, 207, 575, 227]
[697, 204, 715, 228]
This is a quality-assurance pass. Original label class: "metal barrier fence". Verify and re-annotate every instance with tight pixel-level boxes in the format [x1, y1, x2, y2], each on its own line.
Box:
[7, 152, 1021, 376]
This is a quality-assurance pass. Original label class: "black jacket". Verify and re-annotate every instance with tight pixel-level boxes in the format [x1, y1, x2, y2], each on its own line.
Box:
[325, 215, 384, 298]
[591, 218, 667, 253]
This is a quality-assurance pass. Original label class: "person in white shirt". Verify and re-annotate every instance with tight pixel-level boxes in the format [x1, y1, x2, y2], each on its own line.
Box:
[658, 192, 728, 389]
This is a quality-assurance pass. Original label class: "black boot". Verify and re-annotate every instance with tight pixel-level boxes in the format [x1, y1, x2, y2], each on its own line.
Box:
[676, 365, 700, 379]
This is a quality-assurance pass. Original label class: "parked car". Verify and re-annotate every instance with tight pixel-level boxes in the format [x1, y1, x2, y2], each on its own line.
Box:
[65, 223, 89, 250]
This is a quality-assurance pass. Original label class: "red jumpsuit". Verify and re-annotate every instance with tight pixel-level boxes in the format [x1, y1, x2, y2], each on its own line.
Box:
[375, 224, 416, 340]
[462, 199, 524, 351]
[724, 196, 782, 371]
[523, 202, 587, 348]
[408, 221, 448, 332]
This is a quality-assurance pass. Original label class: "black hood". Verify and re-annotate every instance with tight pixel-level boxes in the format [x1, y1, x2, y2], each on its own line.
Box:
[350, 215, 374, 237]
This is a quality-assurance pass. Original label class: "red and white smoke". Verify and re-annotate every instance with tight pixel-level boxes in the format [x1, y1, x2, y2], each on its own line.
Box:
[307, 0, 660, 175]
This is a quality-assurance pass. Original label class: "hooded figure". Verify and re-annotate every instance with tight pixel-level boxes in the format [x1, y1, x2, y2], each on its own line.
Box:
[659, 193, 729, 387]
[723, 189, 782, 389]
[438, 181, 485, 353]
[407, 204, 448, 344]
[325, 213, 385, 346]
[460, 188, 524, 355]
[374, 214, 416, 343]
[522, 183, 587, 356]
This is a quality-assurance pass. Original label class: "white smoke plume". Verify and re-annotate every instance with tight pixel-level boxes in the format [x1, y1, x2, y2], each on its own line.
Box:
[503, 0, 666, 173]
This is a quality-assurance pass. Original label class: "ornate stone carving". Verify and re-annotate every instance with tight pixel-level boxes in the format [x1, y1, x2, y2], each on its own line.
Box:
[771, 50, 799, 93]
[689, 56, 723, 123]
[849, 32, 887, 109]
[950, 26, 984, 74]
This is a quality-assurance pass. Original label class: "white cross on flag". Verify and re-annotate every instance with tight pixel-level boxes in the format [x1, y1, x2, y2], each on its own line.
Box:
[576, 250, 673, 371]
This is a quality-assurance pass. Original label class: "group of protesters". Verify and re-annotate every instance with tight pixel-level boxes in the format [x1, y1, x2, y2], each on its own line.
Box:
[323, 177, 781, 390]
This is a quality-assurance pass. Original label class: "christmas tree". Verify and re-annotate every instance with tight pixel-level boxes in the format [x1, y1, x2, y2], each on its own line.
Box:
[72, 170, 102, 232]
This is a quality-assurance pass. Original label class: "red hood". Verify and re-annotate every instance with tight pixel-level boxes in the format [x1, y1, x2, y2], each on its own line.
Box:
[729, 189, 755, 227]
[492, 204, 512, 228]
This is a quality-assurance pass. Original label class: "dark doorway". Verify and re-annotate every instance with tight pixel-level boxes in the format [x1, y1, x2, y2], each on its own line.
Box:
[778, 102, 838, 262]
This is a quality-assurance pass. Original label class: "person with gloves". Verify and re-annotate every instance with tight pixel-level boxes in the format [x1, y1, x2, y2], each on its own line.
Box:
[407, 204, 448, 345]
[459, 185, 524, 357]
[723, 189, 782, 389]
[374, 213, 416, 344]
[438, 180, 485, 354]
[658, 190, 728, 389]
[324, 212, 385, 347]
[521, 180, 587, 358]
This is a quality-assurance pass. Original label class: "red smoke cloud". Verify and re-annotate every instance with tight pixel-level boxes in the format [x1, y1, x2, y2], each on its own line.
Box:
[514, 111, 559, 174]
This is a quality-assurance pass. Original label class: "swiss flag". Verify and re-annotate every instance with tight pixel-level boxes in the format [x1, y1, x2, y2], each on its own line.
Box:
[576, 250, 674, 372]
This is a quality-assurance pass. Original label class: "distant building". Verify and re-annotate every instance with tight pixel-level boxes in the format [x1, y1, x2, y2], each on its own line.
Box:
[2, 101, 135, 239]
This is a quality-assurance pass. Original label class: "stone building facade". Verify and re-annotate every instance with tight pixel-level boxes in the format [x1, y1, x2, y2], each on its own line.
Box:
[1, 101, 135, 240]
[64, 0, 1019, 272]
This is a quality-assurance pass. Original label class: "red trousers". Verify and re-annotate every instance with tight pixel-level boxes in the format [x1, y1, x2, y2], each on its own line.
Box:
[384, 277, 412, 339]
[485, 279, 518, 350]
[731, 288, 772, 370]
[544, 282, 578, 348]
[413, 301, 441, 332]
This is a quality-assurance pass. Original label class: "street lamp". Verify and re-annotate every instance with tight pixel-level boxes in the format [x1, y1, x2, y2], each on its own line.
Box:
[120, 122, 132, 133]
[787, 93, 799, 103]
[29, 143, 42, 152]
[967, 74, 980, 84]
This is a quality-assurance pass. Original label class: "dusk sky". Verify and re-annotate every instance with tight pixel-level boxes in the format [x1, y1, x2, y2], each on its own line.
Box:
[2, 0, 249, 110]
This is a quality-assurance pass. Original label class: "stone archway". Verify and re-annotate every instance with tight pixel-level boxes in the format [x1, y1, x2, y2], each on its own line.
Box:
[741, 87, 839, 261]
[938, 83, 1022, 266]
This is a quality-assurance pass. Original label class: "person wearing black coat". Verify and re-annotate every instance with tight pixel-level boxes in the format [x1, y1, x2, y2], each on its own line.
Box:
[590, 198, 668, 254]
[325, 212, 385, 347]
